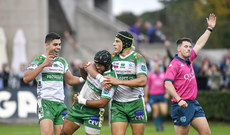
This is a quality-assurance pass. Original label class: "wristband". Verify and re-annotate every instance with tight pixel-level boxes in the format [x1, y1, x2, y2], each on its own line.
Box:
[207, 27, 213, 32]
[96, 74, 105, 83]
[79, 77, 85, 83]
[78, 95, 86, 105]
[177, 99, 182, 103]
[86, 62, 91, 66]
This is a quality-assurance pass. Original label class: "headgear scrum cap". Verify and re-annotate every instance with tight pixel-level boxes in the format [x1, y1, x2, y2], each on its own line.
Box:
[94, 50, 112, 72]
[115, 31, 135, 53]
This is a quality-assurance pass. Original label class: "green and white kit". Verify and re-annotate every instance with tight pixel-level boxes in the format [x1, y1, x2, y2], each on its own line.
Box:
[28, 54, 69, 102]
[65, 69, 117, 134]
[111, 51, 148, 123]
[28, 54, 69, 124]
[112, 51, 147, 102]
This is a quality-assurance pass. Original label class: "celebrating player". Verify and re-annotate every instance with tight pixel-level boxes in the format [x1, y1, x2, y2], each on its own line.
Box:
[23, 32, 84, 135]
[61, 50, 117, 135]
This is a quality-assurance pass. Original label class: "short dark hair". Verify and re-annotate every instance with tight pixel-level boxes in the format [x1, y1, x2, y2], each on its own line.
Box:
[176, 37, 192, 47]
[45, 32, 61, 43]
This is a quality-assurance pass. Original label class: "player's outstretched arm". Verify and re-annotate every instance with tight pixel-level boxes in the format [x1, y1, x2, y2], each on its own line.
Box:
[64, 71, 85, 85]
[193, 13, 216, 54]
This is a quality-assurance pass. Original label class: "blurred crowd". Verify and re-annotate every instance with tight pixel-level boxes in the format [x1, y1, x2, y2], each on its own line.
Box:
[0, 63, 35, 89]
[0, 20, 229, 92]
[129, 18, 230, 92]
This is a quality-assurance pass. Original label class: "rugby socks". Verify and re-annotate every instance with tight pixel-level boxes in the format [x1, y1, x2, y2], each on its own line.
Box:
[159, 115, 166, 131]
[153, 117, 160, 132]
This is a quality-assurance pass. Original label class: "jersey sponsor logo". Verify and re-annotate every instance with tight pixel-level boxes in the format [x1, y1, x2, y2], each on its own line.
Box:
[120, 63, 125, 68]
[53, 64, 59, 67]
[37, 81, 42, 88]
[113, 62, 119, 68]
[49, 69, 64, 72]
[28, 64, 38, 69]
[169, 64, 173, 67]
[181, 64, 184, 67]
[54, 62, 64, 69]
[102, 88, 110, 95]
[58, 59, 62, 62]
[180, 116, 186, 123]
[35, 57, 42, 60]
[62, 112, 67, 120]
[42, 73, 63, 81]
[118, 76, 135, 80]
[135, 54, 141, 59]
[184, 72, 195, 81]
[38, 107, 44, 118]
[130, 59, 134, 62]
[128, 63, 134, 69]
[134, 110, 145, 120]
[88, 116, 99, 126]
[140, 64, 147, 72]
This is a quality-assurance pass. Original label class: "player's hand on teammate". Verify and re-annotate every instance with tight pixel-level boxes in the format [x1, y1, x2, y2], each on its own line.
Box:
[207, 13, 216, 29]
[104, 76, 121, 85]
[178, 100, 188, 108]
[73, 94, 79, 103]
[42, 55, 54, 67]
[101, 78, 112, 90]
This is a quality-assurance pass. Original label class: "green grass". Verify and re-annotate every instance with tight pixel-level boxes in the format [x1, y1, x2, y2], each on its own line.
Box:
[0, 121, 230, 135]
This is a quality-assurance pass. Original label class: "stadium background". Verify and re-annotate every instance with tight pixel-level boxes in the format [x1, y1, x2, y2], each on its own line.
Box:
[0, 0, 230, 134]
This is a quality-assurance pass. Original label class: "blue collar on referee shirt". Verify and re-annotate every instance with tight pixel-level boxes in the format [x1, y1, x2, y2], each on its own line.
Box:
[175, 55, 191, 66]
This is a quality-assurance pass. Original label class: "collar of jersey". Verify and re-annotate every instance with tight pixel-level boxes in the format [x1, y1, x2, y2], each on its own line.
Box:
[119, 51, 134, 59]
[175, 55, 190, 63]
[42, 54, 59, 60]
[104, 69, 112, 74]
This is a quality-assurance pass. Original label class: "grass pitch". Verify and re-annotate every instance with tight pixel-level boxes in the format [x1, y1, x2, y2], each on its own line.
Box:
[0, 121, 229, 135]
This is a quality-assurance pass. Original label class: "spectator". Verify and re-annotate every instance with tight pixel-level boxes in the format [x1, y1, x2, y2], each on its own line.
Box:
[0, 63, 9, 88]
[208, 64, 221, 90]
[17, 63, 29, 88]
[129, 19, 142, 50]
[224, 57, 230, 91]
[219, 49, 230, 91]
[145, 20, 166, 44]
[148, 52, 164, 73]
[199, 58, 211, 75]
[144, 21, 154, 43]
[192, 59, 201, 75]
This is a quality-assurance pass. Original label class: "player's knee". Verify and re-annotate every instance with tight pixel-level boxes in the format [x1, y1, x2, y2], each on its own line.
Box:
[200, 128, 211, 135]
[60, 129, 68, 135]
[204, 129, 211, 135]
[41, 128, 53, 135]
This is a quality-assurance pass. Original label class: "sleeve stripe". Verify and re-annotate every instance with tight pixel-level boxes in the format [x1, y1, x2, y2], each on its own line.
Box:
[164, 78, 173, 82]
[101, 96, 111, 100]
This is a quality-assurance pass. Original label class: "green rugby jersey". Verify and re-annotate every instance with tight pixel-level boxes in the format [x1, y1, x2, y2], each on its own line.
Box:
[27, 54, 69, 102]
[111, 51, 147, 102]
[79, 69, 117, 101]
